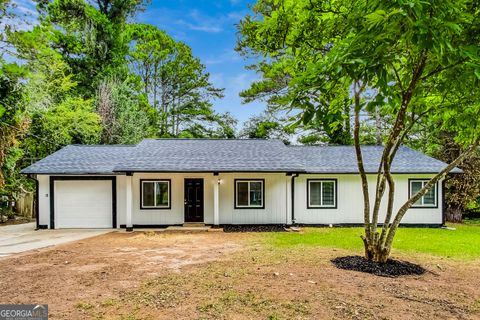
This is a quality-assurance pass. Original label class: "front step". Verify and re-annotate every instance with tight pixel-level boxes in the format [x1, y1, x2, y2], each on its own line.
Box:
[182, 223, 206, 227]
[165, 226, 211, 233]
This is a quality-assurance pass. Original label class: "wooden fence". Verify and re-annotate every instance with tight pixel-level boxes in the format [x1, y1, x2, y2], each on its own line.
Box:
[15, 192, 35, 218]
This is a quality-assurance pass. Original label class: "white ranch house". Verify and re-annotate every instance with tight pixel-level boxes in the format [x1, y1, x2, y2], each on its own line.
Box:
[21, 139, 459, 230]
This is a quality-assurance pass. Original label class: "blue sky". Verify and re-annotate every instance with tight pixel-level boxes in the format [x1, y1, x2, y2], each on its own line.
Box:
[11, 0, 265, 126]
[137, 0, 264, 125]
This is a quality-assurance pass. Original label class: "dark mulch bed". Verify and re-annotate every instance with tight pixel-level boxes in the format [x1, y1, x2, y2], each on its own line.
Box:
[331, 255, 427, 278]
[223, 225, 287, 233]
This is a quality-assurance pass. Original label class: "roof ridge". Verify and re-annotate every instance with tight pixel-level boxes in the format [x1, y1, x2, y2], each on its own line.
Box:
[21, 140, 461, 175]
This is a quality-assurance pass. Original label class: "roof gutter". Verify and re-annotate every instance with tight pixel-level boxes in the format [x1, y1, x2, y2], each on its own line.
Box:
[112, 170, 306, 174]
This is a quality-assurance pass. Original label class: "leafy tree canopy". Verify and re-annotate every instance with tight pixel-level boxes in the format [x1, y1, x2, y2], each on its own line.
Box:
[0, 0, 236, 209]
[128, 23, 228, 138]
[238, 0, 480, 262]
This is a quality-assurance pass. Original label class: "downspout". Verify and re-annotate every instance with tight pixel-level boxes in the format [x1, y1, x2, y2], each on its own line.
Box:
[442, 178, 447, 226]
[26, 174, 40, 230]
[291, 173, 299, 225]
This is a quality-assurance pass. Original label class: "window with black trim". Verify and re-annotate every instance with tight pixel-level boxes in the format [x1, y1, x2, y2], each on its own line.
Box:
[235, 180, 264, 208]
[410, 179, 437, 208]
[308, 179, 337, 208]
[141, 180, 170, 209]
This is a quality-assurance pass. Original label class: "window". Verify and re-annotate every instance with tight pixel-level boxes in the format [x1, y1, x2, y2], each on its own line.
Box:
[409, 179, 437, 208]
[235, 180, 264, 209]
[307, 179, 337, 208]
[141, 180, 170, 209]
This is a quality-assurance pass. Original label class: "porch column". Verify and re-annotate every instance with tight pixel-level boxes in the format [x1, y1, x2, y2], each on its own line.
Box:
[125, 174, 133, 231]
[213, 176, 220, 227]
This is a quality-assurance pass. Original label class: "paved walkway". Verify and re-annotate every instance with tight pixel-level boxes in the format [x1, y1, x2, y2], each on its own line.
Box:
[0, 223, 110, 257]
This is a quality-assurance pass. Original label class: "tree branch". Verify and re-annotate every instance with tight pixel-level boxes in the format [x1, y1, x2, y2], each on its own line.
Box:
[384, 141, 479, 248]
[419, 58, 468, 81]
[392, 64, 405, 95]
[353, 80, 371, 244]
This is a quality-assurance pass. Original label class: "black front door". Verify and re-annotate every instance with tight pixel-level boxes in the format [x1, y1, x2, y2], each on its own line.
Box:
[184, 179, 204, 222]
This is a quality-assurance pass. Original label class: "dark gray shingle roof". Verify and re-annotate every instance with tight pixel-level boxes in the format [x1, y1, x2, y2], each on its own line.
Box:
[21, 145, 137, 174]
[289, 145, 462, 174]
[113, 139, 305, 172]
[21, 139, 305, 174]
[21, 139, 459, 174]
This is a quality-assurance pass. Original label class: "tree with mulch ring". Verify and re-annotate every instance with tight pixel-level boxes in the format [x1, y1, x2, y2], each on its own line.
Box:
[238, 0, 480, 264]
[331, 256, 427, 278]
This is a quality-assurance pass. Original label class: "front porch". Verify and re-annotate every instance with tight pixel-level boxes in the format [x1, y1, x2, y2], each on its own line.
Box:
[119, 172, 291, 230]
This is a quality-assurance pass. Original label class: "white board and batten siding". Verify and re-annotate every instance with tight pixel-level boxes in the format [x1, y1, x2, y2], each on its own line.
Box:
[36, 172, 442, 228]
[116, 173, 292, 226]
[37, 175, 50, 227]
[118, 173, 215, 226]
[217, 173, 291, 225]
[294, 174, 443, 225]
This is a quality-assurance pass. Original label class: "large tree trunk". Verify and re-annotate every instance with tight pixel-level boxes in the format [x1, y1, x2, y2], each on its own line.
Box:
[362, 240, 391, 263]
[358, 53, 429, 263]
[363, 144, 476, 263]
[446, 206, 463, 223]
[355, 51, 478, 263]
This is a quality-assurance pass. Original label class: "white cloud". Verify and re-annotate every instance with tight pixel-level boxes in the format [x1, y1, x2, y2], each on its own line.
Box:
[179, 9, 225, 33]
[174, 9, 246, 34]
[176, 19, 223, 33]
[226, 11, 245, 21]
[15, 2, 38, 17]
[3, 0, 38, 32]
[205, 49, 241, 65]
[209, 71, 266, 123]
[209, 73, 225, 88]
[210, 72, 257, 94]
[230, 72, 255, 91]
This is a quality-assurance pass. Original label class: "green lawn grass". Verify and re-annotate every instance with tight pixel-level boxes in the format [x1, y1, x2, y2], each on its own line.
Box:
[264, 224, 480, 260]
[464, 217, 480, 225]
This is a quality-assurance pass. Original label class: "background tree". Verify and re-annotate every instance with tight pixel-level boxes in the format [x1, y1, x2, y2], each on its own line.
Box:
[0, 0, 30, 218]
[239, 112, 292, 144]
[10, 23, 102, 167]
[0, 0, 236, 220]
[128, 25, 230, 138]
[96, 77, 152, 144]
[236, 20, 352, 145]
[238, 0, 480, 262]
[212, 112, 238, 139]
[35, 0, 147, 96]
[404, 123, 480, 222]
[0, 62, 28, 214]
[436, 134, 480, 222]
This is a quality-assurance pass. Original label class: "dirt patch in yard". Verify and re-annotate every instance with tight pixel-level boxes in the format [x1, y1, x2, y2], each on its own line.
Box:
[89, 245, 480, 320]
[0, 232, 479, 320]
[0, 231, 245, 319]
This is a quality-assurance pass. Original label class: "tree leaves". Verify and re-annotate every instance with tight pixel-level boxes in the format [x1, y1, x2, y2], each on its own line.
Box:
[238, 0, 480, 259]
[128, 25, 227, 138]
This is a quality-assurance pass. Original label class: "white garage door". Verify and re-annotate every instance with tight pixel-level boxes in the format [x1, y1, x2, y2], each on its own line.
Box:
[55, 180, 113, 228]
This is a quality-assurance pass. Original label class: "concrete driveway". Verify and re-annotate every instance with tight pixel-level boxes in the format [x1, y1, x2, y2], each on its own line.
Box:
[0, 223, 111, 257]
